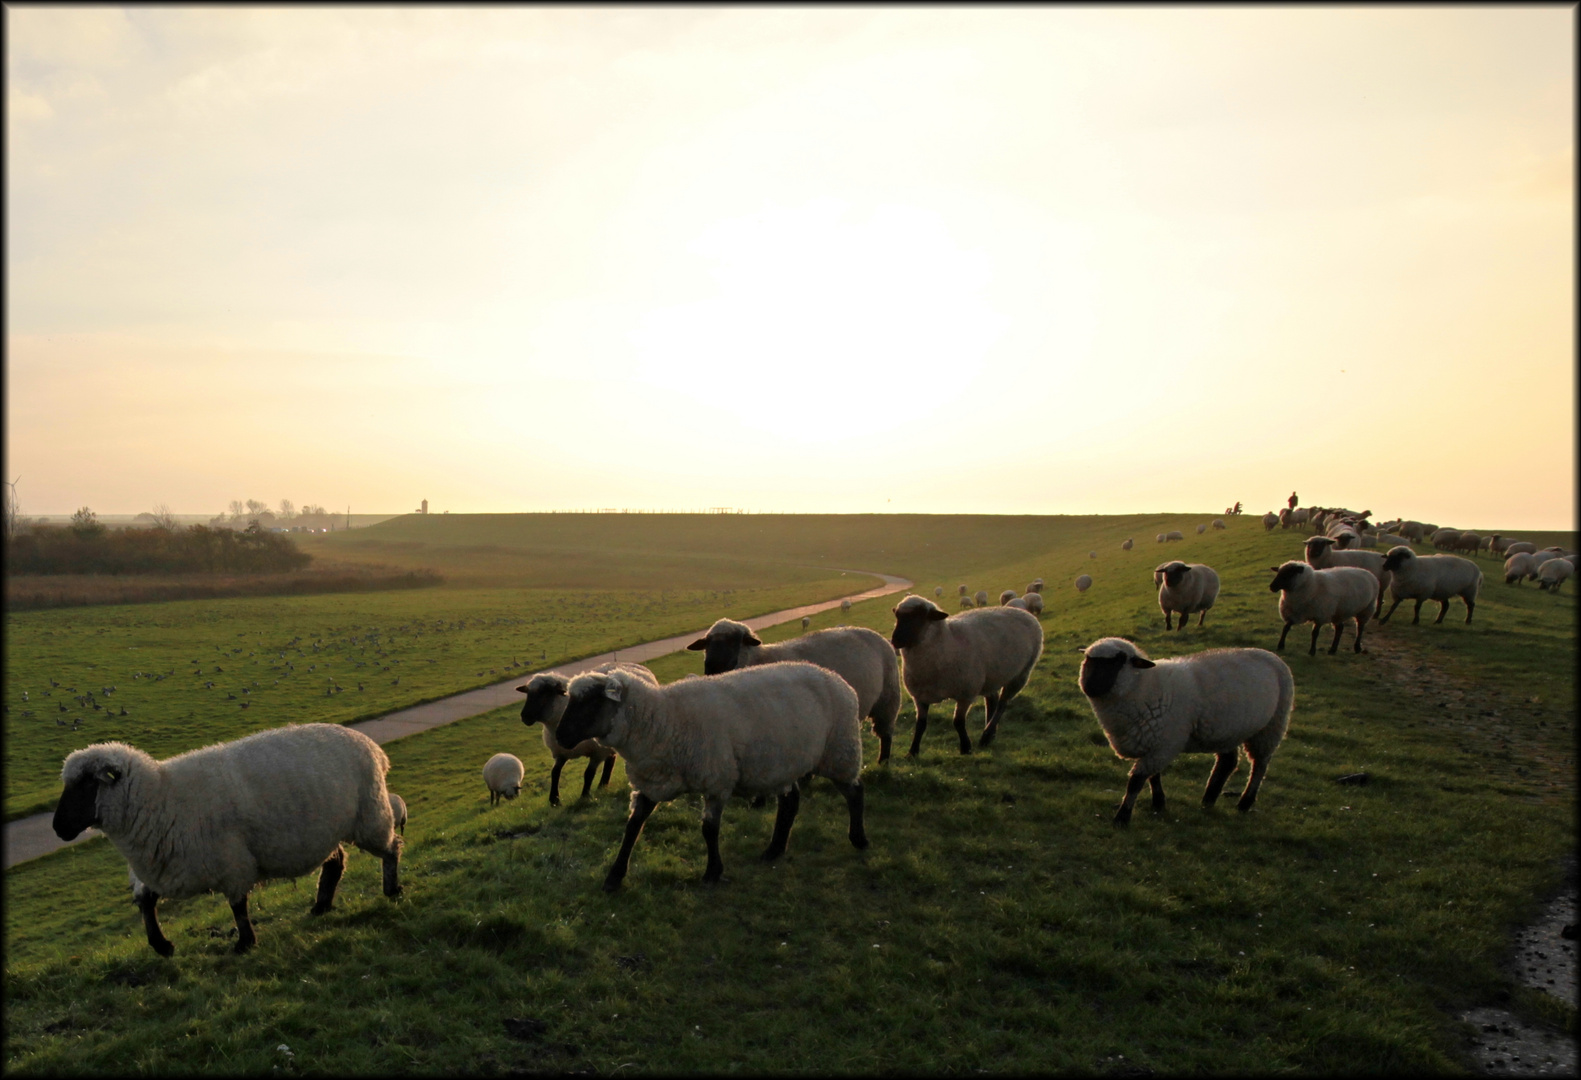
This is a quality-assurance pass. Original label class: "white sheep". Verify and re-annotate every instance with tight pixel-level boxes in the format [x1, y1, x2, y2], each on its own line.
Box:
[516, 663, 654, 805]
[1000, 589, 1018, 605]
[1451, 532, 1483, 558]
[1262, 512, 1278, 532]
[388, 792, 407, 836]
[1529, 550, 1565, 571]
[686, 617, 902, 763]
[483, 752, 525, 805]
[1078, 638, 1294, 825]
[934, 587, 944, 599]
[974, 590, 990, 608]
[1537, 558, 1573, 593]
[1430, 528, 1461, 550]
[554, 661, 867, 891]
[1212, 519, 1226, 530]
[1023, 592, 1044, 615]
[1027, 579, 1045, 593]
[802, 615, 812, 630]
[1304, 535, 1391, 617]
[1503, 552, 1539, 584]
[1267, 561, 1378, 656]
[840, 598, 852, 615]
[51, 724, 402, 957]
[1195, 523, 1207, 535]
[1155, 533, 1166, 543]
[1089, 550, 1098, 558]
[888, 595, 1044, 756]
[960, 595, 976, 609]
[1153, 561, 1220, 630]
[1378, 546, 1482, 625]
[1165, 530, 1185, 542]
[1504, 541, 1536, 557]
[1122, 538, 1135, 550]
[1075, 574, 1093, 593]
[958, 584, 969, 597]
[1005, 597, 1030, 610]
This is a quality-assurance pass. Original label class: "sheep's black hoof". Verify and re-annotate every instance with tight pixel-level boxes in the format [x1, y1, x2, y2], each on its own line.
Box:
[850, 832, 869, 850]
[309, 902, 332, 916]
[151, 939, 175, 958]
[1112, 809, 1133, 827]
[601, 875, 624, 893]
[760, 846, 785, 863]
[233, 939, 255, 955]
[549, 796, 560, 807]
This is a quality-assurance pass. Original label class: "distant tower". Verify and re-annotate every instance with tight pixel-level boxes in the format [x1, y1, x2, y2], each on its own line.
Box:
[421, 499, 428, 515]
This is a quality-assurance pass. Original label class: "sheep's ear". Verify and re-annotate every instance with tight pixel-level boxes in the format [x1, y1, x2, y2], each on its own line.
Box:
[1269, 566, 1282, 572]
[515, 684, 530, 694]
[744, 633, 762, 646]
[1129, 657, 1156, 669]
[686, 638, 708, 651]
[602, 679, 624, 703]
[928, 607, 949, 621]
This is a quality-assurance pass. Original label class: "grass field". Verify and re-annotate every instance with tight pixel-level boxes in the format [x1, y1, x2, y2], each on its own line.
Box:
[4, 513, 1574, 1073]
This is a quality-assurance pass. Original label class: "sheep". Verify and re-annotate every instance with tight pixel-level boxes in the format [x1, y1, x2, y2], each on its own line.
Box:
[686, 617, 902, 763]
[516, 663, 654, 805]
[1430, 528, 1461, 550]
[1278, 509, 1293, 530]
[840, 598, 852, 616]
[802, 615, 812, 630]
[1000, 589, 1018, 605]
[1529, 549, 1565, 570]
[1089, 550, 1098, 559]
[1195, 523, 1207, 535]
[960, 595, 976, 609]
[1212, 519, 1226, 530]
[1378, 546, 1482, 625]
[484, 752, 525, 805]
[1027, 579, 1045, 593]
[888, 595, 1043, 756]
[958, 584, 969, 597]
[554, 661, 867, 891]
[1263, 512, 1279, 532]
[934, 587, 943, 599]
[51, 724, 402, 957]
[1400, 521, 1428, 541]
[388, 792, 407, 836]
[1537, 558, 1573, 593]
[1122, 538, 1134, 550]
[1165, 530, 1185, 542]
[1267, 561, 1378, 656]
[1452, 532, 1483, 558]
[1023, 592, 1044, 615]
[1077, 638, 1293, 826]
[1304, 535, 1391, 617]
[1074, 574, 1092, 593]
[1153, 561, 1220, 630]
[1504, 541, 1537, 557]
[1376, 532, 1411, 548]
[1288, 508, 1310, 528]
[1486, 535, 1516, 557]
[1504, 552, 1540, 584]
[1156, 533, 1166, 543]
[1006, 596, 1029, 610]
[974, 590, 990, 608]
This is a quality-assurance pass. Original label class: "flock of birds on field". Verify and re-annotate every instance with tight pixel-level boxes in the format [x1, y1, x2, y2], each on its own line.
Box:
[42, 501, 1576, 958]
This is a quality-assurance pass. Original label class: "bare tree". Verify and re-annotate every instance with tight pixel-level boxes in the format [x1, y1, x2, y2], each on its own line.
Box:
[278, 498, 295, 520]
[151, 503, 179, 531]
[245, 498, 269, 518]
[228, 499, 246, 520]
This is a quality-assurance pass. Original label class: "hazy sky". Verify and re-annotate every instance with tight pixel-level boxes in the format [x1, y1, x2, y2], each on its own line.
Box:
[6, 7, 1574, 527]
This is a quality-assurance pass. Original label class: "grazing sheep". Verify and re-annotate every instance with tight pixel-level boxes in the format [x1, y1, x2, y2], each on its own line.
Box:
[1486, 535, 1515, 557]
[1376, 532, 1411, 548]
[958, 584, 969, 597]
[484, 753, 525, 805]
[1089, 550, 1099, 558]
[1212, 519, 1226, 530]
[1023, 592, 1044, 615]
[1156, 533, 1166, 543]
[686, 617, 903, 763]
[1452, 532, 1483, 558]
[1504, 541, 1536, 557]
[1006, 597, 1029, 610]
[1165, 530, 1185, 542]
[1399, 521, 1428, 542]
[1430, 528, 1461, 551]
[802, 615, 812, 630]
[1075, 574, 1092, 593]
[1378, 546, 1482, 625]
[1000, 589, 1018, 606]
[1304, 536, 1392, 617]
[1529, 549, 1565, 570]
[516, 663, 654, 805]
[1153, 561, 1220, 630]
[889, 595, 1044, 756]
[1196, 523, 1207, 535]
[388, 792, 407, 836]
[554, 661, 867, 891]
[840, 598, 852, 616]
[1122, 538, 1134, 550]
[1078, 638, 1293, 826]
[51, 724, 403, 957]
[934, 587, 944, 599]
[1503, 552, 1539, 584]
[974, 590, 990, 608]
[1263, 512, 1279, 532]
[1268, 561, 1378, 656]
[1027, 579, 1045, 593]
[960, 595, 976, 609]
[1537, 558, 1573, 593]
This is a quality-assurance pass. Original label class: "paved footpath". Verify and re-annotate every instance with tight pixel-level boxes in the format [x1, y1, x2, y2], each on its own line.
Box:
[5, 571, 913, 870]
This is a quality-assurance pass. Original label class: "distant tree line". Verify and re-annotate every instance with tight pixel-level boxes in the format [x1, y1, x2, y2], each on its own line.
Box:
[7, 508, 312, 576]
[208, 499, 340, 531]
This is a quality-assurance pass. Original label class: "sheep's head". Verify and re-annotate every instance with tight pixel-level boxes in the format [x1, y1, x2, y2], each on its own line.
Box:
[1155, 561, 1190, 588]
[1381, 546, 1417, 572]
[1269, 561, 1313, 593]
[516, 673, 569, 728]
[1078, 638, 1155, 699]
[891, 595, 948, 649]
[54, 742, 149, 840]
[1305, 536, 1335, 560]
[557, 672, 627, 746]
[685, 618, 761, 676]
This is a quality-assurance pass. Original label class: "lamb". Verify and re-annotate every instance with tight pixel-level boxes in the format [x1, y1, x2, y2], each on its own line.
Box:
[1165, 530, 1185, 542]
[1000, 589, 1018, 605]
[1263, 512, 1279, 532]
[1023, 592, 1044, 615]
[516, 662, 655, 805]
[1077, 638, 1293, 826]
[1153, 561, 1220, 630]
[1074, 574, 1092, 593]
[554, 661, 867, 891]
[1504, 541, 1537, 557]
[1122, 538, 1135, 550]
[974, 590, 990, 608]
[1378, 546, 1482, 625]
[1268, 561, 1378, 656]
[1212, 519, 1226, 530]
[51, 723, 402, 957]
[1537, 558, 1573, 593]
[483, 753, 525, 805]
[388, 793, 407, 836]
[1196, 523, 1207, 535]
[686, 617, 902, 762]
[888, 595, 1044, 756]
[1304, 535, 1391, 617]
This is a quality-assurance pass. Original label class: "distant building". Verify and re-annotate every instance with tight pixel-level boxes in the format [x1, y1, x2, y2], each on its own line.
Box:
[420, 499, 428, 514]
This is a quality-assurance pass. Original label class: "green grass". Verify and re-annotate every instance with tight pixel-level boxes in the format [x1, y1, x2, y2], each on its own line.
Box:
[5, 514, 1575, 1073]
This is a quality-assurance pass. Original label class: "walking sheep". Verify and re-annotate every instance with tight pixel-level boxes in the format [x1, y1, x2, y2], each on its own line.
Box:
[1430, 528, 1461, 551]
[1378, 546, 1482, 625]
[841, 598, 852, 616]
[1154, 561, 1220, 630]
[934, 587, 944, 599]
[1027, 579, 1045, 593]
[889, 595, 1044, 756]
[484, 753, 525, 805]
[388, 792, 407, 836]
[1304, 535, 1391, 617]
[1075, 574, 1093, 593]
[958, 585, 969, 597]
[1452, 532, 1483, 558]
[1156, 533, 1166, 543]
[51, 724, 403, 957]
[1268, 562, 1378, 656]
[554, 662, 868, 891]
[686, 617, 903, 762]
[1078, 638, 1293, 826]
[803, 615, 812, 629]
[517, 663, 654, 805]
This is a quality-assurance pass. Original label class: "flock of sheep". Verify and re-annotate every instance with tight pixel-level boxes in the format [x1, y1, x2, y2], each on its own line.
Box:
[49, 505, 1573, 957]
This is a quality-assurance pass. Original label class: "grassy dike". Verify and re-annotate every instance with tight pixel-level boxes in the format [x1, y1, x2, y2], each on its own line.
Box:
[5, 516, 1574, 1072]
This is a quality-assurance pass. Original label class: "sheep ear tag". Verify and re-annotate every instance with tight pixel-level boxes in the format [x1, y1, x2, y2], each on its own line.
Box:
[603, 680, 624, 703]
[98, 766, 120, 783]
[686, 639, 708, 651]
[1129, 657, 1156, 669]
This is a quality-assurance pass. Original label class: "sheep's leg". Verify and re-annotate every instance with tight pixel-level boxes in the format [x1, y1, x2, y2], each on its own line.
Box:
[977, 692, 1002, 750]
[1353, 616, 1366, 653]
[1276, 622, 1293, 651]
[1197, 610, 1207, 628]
[1378, 596, 1403, 624]
[1434, 599, 1450, 625]
[1327, 622, 1344, 655]
[310, 845, 346, 915]
[1114, 769, 1150, 826]
[136, 887, 175, 958]
[1201, 753, 1239, 807]
[908, 703, 931, 758]
[876, 730, 893, 765]
[982, 663, 1032, 749]
[1463, 597, 1475, 624]
[381, 836, 403, 898]
[603, 791, 657, 892]
[230, 896, 257, 954]
[599, 755, 616, 788]
[829, 780, 868, 849]
[1411, 599, 1424, 625]
[548, 758, 566, 806]
[798, 770, 815, 792]
[1308, 624, 1321, 657]
[1148, 773, 1166, 813]
[761, 786, 800, 862]
[700, 795, 726, 884]
[1164, 611, 1174, 630]
[1236, 754, 1271, 812]
[951, 699, 974, 756]
[580, 756, 601, 799]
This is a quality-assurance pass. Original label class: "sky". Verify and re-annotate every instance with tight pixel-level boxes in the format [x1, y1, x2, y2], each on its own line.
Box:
[5, 6, 1575, 528]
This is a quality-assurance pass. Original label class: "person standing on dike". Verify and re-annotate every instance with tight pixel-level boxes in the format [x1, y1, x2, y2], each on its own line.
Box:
[1288, 492, 1299, 510]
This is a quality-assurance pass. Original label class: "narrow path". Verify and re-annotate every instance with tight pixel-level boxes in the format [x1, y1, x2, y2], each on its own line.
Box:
[4, 571, 913, 869]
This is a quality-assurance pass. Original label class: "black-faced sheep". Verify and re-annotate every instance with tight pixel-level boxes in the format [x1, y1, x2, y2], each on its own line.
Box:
[1153, 561, 1220, 630]
[1268, 561, 1378, 656]
[1379, 546, 1482, 625]
[516, 663, 654, 805]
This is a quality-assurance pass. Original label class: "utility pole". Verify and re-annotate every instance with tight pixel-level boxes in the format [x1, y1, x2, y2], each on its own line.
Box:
[346, 505, 351, 531]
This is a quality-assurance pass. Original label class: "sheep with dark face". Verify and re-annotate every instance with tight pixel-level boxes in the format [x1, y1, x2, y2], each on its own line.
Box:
[1153, 561, 1220, 630]
[516, 662, 654, 805]
[1078, 638, 1294, 825]
[888, 595, 1043, 757]
[1268, 561, 1378, 656]
[686, 618, 902, 763]
[1263, 512, 1279, 532]
[1304, 535, 1391, 617]
[1123, 538, 1135, 549]
[1378, 546, 1482, 625]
